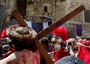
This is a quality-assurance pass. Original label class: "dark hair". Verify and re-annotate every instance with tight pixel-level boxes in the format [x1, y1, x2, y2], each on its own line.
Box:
[11, 40, 37, 52]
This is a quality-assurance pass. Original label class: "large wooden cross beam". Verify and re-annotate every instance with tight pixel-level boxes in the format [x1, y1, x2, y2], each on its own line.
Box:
[11, 5, 85, 64]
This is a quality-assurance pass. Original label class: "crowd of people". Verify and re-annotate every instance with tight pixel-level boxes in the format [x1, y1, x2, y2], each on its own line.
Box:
[0, 23, 89, 64]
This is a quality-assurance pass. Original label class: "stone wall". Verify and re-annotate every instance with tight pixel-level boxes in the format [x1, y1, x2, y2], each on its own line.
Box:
[26, 0, 90, 38]
[66, 0, 90, 38]
[26, 0, 67, 21]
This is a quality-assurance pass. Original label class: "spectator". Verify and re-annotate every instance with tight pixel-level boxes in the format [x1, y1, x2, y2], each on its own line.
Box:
[41, 37, 52, 52]
[66, 38, 77, 55]
[54, 41, 70, 62]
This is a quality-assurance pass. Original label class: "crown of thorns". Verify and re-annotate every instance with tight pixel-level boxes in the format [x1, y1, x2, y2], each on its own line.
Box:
[6, 24, 37, 42]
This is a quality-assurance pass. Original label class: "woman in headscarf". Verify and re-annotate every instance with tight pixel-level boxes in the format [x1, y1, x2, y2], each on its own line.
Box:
[0, 24, 40, 64]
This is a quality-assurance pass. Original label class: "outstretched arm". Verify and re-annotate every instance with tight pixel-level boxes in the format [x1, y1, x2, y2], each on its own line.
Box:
[0, 52, 16, 64]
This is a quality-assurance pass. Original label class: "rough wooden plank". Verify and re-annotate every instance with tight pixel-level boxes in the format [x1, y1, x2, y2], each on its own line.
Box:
[12, 9, 28, 26]
[35, 39, 54, 64]
[37, 5, 85, 40]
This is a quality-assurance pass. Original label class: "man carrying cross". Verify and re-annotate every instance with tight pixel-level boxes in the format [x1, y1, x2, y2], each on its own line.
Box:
[0, 24, 40, 64]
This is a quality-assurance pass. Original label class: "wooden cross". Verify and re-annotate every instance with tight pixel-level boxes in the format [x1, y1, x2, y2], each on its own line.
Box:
[10, 5, 85, 64]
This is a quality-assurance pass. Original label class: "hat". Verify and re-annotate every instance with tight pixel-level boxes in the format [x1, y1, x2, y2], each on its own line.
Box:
[55, 56, 85, 64]
[6, 24, 37, 42]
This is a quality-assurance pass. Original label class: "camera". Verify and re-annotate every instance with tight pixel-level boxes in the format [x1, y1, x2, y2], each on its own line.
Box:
[68, 42, 72, 46]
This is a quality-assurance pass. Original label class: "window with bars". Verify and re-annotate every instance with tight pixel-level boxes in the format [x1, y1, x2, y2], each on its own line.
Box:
[84, 10, 90, 23]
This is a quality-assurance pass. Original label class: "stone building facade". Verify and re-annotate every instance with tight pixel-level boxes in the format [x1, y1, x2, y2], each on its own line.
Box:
[26, 0, 90, 38]
[26, 0, 67, 20]
[0, 0, 90, 38]
[66, 0, 90, 38]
